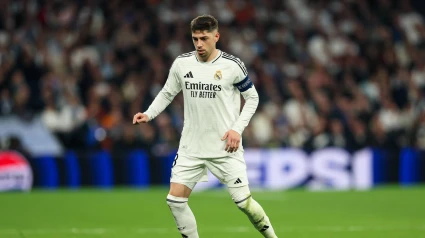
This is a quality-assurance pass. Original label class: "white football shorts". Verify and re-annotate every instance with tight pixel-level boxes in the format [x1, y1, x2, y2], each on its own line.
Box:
[170, 152, 249, 188]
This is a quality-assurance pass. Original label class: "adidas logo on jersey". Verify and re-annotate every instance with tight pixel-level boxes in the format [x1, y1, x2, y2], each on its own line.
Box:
[184, 71, 194, 78]
[234, 178, 242, 184]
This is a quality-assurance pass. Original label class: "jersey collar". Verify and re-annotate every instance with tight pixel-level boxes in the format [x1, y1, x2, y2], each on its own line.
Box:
[195, 49, 222, 64]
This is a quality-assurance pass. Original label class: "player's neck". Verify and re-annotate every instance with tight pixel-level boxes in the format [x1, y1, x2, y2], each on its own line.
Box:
[198, 49, 218, 63]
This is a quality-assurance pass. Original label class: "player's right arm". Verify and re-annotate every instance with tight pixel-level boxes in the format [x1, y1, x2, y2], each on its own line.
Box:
[133, 60, 182, 124]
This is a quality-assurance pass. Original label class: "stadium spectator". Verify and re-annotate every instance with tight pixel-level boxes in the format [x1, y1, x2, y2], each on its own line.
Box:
[0, 0, 424, 160]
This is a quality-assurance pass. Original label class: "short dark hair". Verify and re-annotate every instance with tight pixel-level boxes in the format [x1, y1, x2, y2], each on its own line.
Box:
[190, 15, 218, 32]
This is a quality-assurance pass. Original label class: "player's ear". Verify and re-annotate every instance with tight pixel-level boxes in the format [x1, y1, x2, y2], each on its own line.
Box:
[215, 31, 220, 42]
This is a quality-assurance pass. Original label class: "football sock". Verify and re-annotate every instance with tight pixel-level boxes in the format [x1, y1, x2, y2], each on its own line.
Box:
[229, 186, 278, 238]
[166, 194, 199, 238]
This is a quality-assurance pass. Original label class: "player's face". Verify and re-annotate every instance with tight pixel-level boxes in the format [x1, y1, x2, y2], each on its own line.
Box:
[192, 30, 220, 61]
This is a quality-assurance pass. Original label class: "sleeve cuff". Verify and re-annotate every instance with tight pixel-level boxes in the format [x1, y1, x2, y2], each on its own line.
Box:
[143, 111, 152, 121]
[231, 126, 244, 136]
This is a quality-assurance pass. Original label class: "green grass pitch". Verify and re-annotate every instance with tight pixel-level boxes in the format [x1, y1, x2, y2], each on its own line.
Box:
[1, 186, 424, 238]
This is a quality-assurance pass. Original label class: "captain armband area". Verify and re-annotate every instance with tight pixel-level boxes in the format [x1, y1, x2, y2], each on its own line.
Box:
[234, 76, 253, 92]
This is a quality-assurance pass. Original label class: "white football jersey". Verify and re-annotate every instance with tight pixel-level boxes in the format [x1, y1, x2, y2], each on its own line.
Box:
[144, 50, 259, 158]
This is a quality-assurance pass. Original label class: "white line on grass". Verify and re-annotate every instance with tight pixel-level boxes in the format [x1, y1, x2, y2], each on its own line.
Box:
[135, 228, 170, 234]
[1, 225, 424, 235]
[71, 228, 108, 234]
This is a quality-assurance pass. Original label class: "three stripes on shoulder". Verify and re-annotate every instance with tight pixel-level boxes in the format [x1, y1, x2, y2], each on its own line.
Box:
[177, 51, 248, 76]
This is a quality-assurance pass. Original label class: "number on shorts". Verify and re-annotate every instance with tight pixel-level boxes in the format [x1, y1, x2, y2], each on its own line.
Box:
[172, 154, 179, 168]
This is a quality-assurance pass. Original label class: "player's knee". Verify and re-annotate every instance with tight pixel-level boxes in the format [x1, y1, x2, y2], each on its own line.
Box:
[235, 194, 252, 212]
[166, 194, 188, 210]
[228, 185, 252, 211]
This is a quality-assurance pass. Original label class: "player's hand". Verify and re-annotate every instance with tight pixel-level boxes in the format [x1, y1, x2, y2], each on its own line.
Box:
[133, 112, 149, 124]
[221, 130, 240, 153]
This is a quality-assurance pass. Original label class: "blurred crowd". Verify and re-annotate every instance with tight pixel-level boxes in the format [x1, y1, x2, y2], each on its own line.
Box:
[1, 0, 425, 158]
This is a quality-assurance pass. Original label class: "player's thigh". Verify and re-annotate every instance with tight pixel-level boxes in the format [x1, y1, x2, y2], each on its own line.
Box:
[170, 154, 207, 189]
[205, 153, 249, 187]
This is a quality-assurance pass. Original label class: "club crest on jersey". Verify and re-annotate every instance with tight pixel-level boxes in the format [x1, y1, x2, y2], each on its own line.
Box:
[214, 70, 222, 80]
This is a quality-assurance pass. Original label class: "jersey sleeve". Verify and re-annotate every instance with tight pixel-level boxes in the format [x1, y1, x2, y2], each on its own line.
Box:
[144, 59, 182, 121]
[231, 59, 259, 135]
[232, 58, 251, 90]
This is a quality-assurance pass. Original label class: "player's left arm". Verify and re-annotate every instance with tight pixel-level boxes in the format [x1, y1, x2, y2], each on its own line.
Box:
[222, 61, 259, 153]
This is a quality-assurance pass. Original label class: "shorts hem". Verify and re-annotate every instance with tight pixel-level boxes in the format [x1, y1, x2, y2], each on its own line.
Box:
[170, 179, 208, 183]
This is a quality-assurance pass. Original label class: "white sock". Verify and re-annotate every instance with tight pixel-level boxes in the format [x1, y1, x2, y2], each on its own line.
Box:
[229, 186, 278, 238]
[166, 194, 199, 238]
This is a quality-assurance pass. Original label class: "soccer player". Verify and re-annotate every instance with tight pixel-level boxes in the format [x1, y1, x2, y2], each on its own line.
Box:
[133, 15, 278, 238]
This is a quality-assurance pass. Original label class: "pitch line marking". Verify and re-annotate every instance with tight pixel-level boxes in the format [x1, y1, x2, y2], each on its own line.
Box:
[0, 225, 424, 235]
